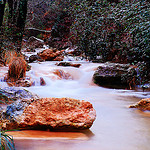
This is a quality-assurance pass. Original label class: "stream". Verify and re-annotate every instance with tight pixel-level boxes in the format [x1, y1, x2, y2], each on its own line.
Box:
[1, 58, 150, 150]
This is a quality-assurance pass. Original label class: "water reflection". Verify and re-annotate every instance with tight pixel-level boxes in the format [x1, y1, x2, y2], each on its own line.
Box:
[7, 129, 95, 150]
[7, 129, 94, 140]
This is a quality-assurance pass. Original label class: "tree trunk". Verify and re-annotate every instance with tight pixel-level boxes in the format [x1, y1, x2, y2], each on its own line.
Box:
[17, 0, 28, 29]
[0, 0, 6, 50]
[8, 0, 14, 22]
[0, 0, 6, 26]
[13, 0, 28, 51]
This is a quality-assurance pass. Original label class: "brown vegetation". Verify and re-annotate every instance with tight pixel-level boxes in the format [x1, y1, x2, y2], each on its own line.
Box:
[7, 57, 26, 81]
[3, 50, 18, 65]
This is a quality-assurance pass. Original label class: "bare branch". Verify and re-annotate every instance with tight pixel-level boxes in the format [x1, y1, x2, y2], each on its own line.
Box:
[25, 27, 52, 33]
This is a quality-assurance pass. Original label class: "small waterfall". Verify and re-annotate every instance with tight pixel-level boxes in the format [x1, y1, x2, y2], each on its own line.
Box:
[1, 61, 149, 98]
[22, 61, 101, 98]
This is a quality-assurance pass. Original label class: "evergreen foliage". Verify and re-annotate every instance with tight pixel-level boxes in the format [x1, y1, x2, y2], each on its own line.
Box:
[67, 0, 150, 63]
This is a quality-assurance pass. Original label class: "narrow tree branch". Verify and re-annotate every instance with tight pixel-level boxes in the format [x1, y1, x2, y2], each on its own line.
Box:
[25, 27, 52, 33]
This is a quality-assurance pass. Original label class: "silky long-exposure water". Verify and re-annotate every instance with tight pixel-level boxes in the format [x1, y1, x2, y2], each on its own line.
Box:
[1, 60, 150, 150]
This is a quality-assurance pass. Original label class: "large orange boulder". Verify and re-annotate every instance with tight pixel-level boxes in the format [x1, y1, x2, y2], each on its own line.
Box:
[18, 98, 96, 130]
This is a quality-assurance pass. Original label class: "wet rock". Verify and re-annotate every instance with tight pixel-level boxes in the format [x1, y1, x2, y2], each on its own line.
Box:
[1, 98, 39, 130]
[3, 99, 34, 119]
[37, 48, 64, 61]
[93, 63, 137, 89]
[40, 77, 46, 86]
[16, 98, 96, 130]
[53, 69, 72, 80]
[53, 56, 64, 61]
[129, 98, 150, 111]
[6, 77, 33, 87]
[38, 49, 54, 60]
[26, 64, 31, 71]
[56, 62, 81, 68]
[29, 55, 44, 63]
[0, 87, 39, 129]
[0, 87, 39, 102]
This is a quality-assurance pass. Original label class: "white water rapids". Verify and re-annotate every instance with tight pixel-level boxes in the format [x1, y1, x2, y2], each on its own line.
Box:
[0, 56, 150, 150]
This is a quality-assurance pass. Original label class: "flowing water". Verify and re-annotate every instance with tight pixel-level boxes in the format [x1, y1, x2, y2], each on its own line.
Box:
[1, 59, 150, 150]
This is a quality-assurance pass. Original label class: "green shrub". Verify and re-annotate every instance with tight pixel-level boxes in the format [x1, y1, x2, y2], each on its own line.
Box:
[0, 130, 16, 150]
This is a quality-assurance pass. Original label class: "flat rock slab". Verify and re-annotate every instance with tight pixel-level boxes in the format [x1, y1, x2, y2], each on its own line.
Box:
[17, 97, 96, 130]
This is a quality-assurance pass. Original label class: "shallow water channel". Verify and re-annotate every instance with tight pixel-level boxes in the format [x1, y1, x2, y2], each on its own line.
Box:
[1, 61, 150, 150]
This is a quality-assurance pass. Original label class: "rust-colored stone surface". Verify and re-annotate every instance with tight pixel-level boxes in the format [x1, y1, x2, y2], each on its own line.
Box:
[53, 69, 72, 80]
[18, 97, 96, 130]
[38, 49, 64, 61]
[129, 98, 150, 111]
[53, 56, 64, 61]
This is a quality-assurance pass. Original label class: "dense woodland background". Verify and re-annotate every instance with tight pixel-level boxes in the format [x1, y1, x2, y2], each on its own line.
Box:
[0, 0, 150, 85]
